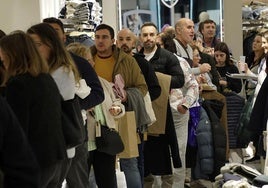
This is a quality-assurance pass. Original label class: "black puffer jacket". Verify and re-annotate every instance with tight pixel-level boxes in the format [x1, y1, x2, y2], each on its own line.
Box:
[140, 46, 185, 89]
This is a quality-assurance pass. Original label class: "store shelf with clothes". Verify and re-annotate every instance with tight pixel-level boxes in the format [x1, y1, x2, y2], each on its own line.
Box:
[59, 0, 103, 46]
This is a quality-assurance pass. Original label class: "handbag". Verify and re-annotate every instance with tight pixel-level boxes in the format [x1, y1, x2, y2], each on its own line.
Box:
[62, 95, 85, 148]
[95, 122, 124, 155]
[90, 108, 124, 155]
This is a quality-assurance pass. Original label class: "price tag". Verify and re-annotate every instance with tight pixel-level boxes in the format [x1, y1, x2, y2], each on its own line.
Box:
[96, 121, 101, 137]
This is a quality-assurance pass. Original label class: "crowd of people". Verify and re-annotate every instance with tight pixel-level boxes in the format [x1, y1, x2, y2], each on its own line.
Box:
[0, 12, 268, 188]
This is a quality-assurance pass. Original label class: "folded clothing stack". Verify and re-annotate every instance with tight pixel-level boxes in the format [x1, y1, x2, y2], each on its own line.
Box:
[213, 162, 264, 187]
[60, 0, 103, 31]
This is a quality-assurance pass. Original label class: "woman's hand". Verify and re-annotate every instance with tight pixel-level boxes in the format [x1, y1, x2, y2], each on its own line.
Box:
[109, 105, 122, 116]
[219, 77, 227, 86]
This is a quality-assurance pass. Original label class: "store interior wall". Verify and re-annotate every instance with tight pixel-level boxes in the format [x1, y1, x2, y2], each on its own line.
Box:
[1, 0, 243, 59]
[102, 0, 118, 33]
[224, 0, 243, 60]
[0, 0, 41, 34]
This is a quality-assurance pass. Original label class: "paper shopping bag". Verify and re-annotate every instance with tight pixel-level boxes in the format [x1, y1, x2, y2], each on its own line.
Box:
[117, 111, 139, 158]
[148, 72, 171, 135]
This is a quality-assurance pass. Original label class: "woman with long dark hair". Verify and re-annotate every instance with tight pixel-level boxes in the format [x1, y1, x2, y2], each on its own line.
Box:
[214, 42, 242, 94]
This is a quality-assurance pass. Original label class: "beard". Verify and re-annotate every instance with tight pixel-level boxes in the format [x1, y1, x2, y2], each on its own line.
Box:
[120, 45, 132, 54]
[143, 42, 156, 52]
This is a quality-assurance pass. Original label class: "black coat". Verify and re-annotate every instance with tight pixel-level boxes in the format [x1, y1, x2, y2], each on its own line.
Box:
[217, 65, 242, 93]
[141, 46, 183, 175]
[0, 96, 40, 188]
[5, 73, 67, 168]
[133, 53, 161, 101]
[140, 46, 185, 88]
[71, 53, 104, 109]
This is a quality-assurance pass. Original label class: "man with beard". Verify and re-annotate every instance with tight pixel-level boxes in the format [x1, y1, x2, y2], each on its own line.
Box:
[139, 22, 184, 188]
[117, 28, 161, 101]
[116, 28, 161, 188]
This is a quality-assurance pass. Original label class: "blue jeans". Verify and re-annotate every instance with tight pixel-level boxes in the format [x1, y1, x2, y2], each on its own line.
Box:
[120, 157, 142, 188]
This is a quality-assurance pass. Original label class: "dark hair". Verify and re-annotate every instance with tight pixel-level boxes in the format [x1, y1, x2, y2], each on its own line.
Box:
[43, 17, 65, 34]
[214, 42, 232, 66]
[0, 30, 6, 39]
[141, 22, 158, 32]
[159, 33, 177, 53]
[198, 19, 216, 33]
[164, 26, 175, 38]
[27, 23, 80, 82]
[0, 31, 49, 84]
[95, 24, 115, 39]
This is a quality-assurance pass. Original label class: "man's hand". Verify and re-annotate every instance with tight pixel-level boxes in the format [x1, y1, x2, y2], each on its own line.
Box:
[177, 104, 188, 114]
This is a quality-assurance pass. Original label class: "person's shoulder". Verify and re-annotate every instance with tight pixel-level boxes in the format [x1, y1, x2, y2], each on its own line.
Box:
[133, 52, 145, 59]
[160, 48, 178, 59]
[69, 52, 93, 73]
[69, 52, 88, 65]
[133, 53, 147, 63]
[6, 74, 30, 86]
[119, 49, 135, 62]
[160, 47, 172, 55]
[227, 64, 239, 72]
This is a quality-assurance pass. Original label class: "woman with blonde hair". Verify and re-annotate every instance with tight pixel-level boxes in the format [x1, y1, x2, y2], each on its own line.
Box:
[67, 42, 125, 188]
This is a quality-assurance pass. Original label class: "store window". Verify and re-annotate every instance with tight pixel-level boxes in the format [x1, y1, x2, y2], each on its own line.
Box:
[118, 0, 222, 37]
[118, 0, 190, 35]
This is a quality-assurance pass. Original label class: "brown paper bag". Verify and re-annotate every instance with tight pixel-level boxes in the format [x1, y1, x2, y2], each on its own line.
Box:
[117, 111, 139, 158]
[148, 72, 171, 135]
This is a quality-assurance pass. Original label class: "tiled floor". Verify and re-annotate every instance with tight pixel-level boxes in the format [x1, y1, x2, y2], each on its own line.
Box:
[61, 168, 127, 188]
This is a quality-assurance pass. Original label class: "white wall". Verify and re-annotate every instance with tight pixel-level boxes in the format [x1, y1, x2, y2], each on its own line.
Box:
[102, 0, 118, 33]
[223, 0, 243, 60]
[0, 0, 41, 34]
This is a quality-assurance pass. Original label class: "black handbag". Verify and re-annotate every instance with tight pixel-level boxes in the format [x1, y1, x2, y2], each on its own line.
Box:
[95, 122, 124, 155]
[62, 95, 85, 148]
